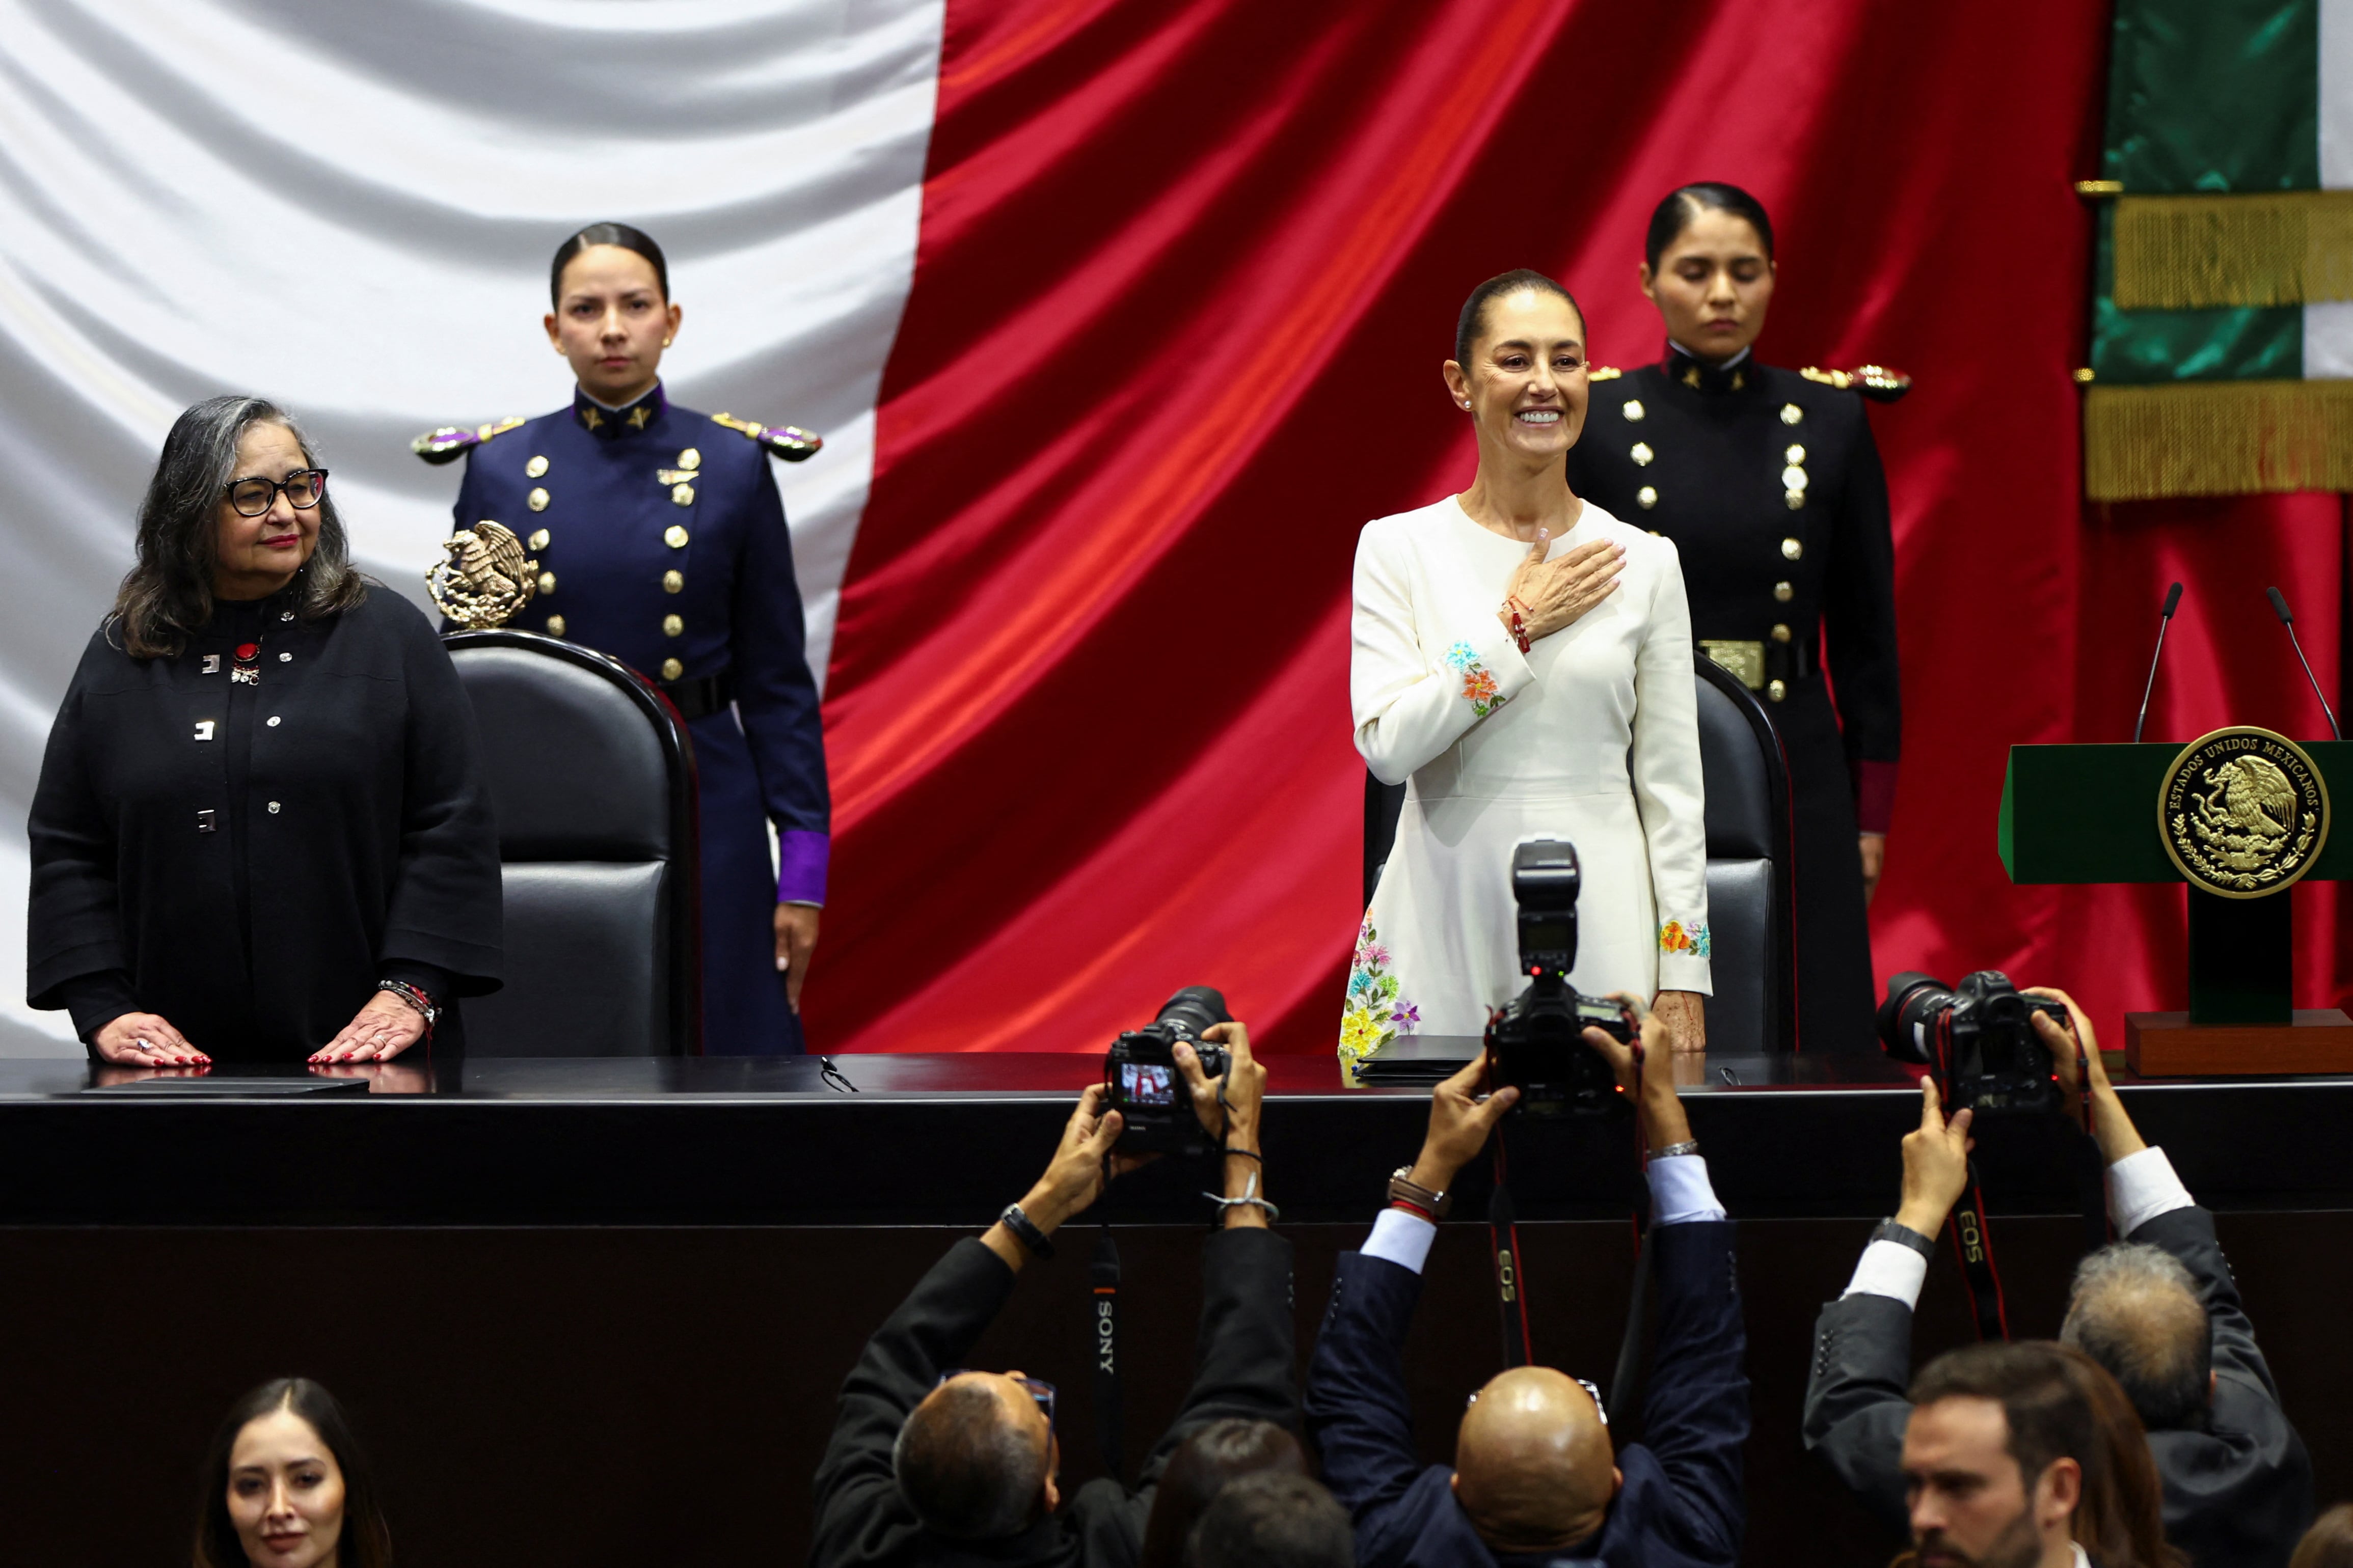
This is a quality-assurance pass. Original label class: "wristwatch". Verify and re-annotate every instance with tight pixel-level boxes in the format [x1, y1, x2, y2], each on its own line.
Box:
[1388, 1167, 1452, 1220]
[999, 1203, 1056, 1259]
[1870, 1217, 1937, 1258]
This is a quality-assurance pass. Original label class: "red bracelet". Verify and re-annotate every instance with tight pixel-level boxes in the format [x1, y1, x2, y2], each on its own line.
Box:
[1504, 598, 1532, 654]
[1387, 1197, 1435, 1223]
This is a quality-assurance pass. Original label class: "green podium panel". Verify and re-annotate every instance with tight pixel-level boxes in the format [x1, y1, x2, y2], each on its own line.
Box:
[2000, 742, 2353, 1029]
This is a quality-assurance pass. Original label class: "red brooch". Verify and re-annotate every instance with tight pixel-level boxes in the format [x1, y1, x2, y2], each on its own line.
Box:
[235, 643, 259, 661]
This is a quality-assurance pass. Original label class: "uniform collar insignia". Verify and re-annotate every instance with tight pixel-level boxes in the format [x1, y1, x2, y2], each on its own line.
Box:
[1662, 341, 1753, 397]
[573, 382, 667, 438]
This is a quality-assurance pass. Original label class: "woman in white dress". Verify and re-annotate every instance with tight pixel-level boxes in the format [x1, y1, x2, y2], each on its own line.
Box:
[1340, 269, 1711, 1075]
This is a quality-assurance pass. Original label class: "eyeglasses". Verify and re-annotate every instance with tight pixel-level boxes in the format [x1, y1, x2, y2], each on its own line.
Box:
[225, 469, 329, 518]
[940, 1370, 1057, 1431]
[1466, 1377, 1609, 1426]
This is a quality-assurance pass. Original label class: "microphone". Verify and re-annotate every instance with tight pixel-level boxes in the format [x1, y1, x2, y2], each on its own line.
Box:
[2266, 587, 2343, 740]
[2133, 582, 2183, 744]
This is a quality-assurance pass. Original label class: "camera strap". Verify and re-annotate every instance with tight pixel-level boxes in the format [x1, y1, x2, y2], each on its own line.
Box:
[1949, 1159, 2011, 1341]
[1091, 1224, 1124, 1481]
[1485, 1106, 1656, 1433]
[1487, 1137, 1534, 1368]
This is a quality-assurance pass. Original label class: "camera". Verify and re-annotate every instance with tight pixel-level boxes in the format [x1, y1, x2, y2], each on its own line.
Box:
[1877, 970, 2069, 1115]
[1484, 839, 1636, 1116]
[1104, 985, 1233, 1153]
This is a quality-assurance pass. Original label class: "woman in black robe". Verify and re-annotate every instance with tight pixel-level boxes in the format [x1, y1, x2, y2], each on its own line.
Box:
[28, 396, 501, 1065]
[1565, 183, 1904, 1053]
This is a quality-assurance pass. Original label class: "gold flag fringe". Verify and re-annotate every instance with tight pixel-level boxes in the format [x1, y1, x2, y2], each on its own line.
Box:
[2084, 380, 2353, 501]
[2112, 191, 2353, 309]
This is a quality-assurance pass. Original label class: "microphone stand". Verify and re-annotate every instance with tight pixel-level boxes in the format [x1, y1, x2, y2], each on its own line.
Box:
[2133, 583, 2182, 744]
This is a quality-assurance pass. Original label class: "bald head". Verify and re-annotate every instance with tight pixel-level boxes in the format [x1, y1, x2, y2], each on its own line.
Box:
[1451, 1367, 1619, 1552]
[2061, 1243, 2211, 1431]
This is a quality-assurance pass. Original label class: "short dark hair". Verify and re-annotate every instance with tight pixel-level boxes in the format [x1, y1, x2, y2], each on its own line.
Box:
[1140, 1419, 1310, 1568]
[1452, 269, 1584, 369]
[1643, 182, 1776, 271]
[194, 1378, 393, 1568]
[550, 222, 670, 306]
[1911, 1342, 2183, 1568]
[1191, 1472, 1355, 1568]
[892, 1380, 1048, 1540]
[2061, 1243, 2212, 1431]
[113, 397, 366, 660]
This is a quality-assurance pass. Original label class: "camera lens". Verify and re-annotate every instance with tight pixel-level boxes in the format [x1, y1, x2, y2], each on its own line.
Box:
[1876, 973, 1954, 1063]
[1155, 985, 1231, 1038]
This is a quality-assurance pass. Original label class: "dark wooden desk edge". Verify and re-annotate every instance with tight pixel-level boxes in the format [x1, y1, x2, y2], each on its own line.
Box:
[0, 1064, 2346, 1227]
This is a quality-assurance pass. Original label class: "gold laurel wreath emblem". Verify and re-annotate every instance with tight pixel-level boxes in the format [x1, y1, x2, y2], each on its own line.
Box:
[2156, 726, 2331, 899]
[426, 520, 540, 630]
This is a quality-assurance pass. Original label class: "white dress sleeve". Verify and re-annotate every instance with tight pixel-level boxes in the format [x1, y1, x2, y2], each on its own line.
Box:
[1630, 536, 1713, 994]
[1351, 517, 1534, 785]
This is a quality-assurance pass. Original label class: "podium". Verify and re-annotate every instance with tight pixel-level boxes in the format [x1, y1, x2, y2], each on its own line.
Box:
[2000, 736, 2353, 1075]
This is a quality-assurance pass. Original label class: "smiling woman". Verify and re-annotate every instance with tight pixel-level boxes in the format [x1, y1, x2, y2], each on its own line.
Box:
[1341, 271, 1712, 1072]
[196, 1378, 393, 1568]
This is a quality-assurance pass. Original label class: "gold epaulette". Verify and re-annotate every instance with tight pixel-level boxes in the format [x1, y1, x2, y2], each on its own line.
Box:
[1588, 366, 1624, 381]
[411, 416, 527, 465]
[1799, 365, 1912, 404]
[711, 411, 824, 462]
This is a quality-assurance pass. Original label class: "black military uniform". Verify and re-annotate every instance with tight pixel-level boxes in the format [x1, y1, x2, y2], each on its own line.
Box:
[1566, 343, 1903, 1053]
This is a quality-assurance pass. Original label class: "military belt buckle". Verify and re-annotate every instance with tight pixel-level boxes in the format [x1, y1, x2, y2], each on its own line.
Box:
[1699, 640, 1766, 692]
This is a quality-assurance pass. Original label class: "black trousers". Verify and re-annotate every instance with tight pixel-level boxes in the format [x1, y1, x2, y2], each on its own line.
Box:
[1767, 676, 1880, 1054]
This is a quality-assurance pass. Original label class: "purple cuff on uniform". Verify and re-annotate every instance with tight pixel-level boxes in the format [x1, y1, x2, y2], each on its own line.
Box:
[776, 830, 830, 906]
[1851, 758, 1898, 836]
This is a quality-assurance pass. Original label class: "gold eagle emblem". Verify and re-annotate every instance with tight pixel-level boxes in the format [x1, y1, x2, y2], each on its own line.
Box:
[2158, 726, 2330, 898]
[426, 520, 540, 629]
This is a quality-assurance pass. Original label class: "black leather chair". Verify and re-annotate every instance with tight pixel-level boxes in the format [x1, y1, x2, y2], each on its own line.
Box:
[444, 630, 700, 1055]
[1360, 656, 1795, 1053]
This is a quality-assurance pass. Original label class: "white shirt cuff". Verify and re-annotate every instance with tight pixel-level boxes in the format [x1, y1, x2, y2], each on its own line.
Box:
[2108, 1145, 2194, 1237]
[1842, 1239, 1930, 1307]
[1647, 1154, 1725, 1225]
[1363, 1206, 1438, 1274]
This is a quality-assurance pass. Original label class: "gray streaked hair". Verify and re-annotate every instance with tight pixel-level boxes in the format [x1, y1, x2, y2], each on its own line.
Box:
[891, 1378, 1048, 1540]
[2061, 1242, 2212, 1432]
[111, 395, 365, 658]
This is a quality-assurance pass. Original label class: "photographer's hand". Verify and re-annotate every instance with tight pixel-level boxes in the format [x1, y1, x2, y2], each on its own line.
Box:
[1583, 994, 1692, 1148]
[1407, 1057, 1519, 1195]
[982, 1084, 1127, 1272]
[2026, 986, 2146, 1166]
[1894, 1077, 1974, 1240]
[1177, 1024, 1270, 1229]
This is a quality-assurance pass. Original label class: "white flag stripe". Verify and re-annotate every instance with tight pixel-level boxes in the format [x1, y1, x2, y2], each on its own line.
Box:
[0, 0, 944, 1050]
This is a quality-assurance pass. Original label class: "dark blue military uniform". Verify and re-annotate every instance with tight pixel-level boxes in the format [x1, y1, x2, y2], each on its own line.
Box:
[1566, 345, 1903, 1054]
[439, 382, 829, 1054]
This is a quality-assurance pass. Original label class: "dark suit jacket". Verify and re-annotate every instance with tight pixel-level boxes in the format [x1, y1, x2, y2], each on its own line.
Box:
[809, 1228, 1296, 1568]
[1802, 1205, 2312, 1568]
[1304, 1221, 1747, 1568]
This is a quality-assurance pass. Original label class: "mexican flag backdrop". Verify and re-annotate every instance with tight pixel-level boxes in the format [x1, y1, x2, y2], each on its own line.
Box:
[2085, 0, 2353, 498]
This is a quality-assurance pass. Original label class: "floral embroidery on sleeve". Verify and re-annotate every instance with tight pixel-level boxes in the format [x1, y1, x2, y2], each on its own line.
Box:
[1444, 641, 1506, 718]
[1659, 918, 1712, 960]
[1339, 918, 1419, 1075]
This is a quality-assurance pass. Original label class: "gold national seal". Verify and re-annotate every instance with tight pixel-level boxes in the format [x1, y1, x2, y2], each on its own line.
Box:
[2157, 726, 2330, 898]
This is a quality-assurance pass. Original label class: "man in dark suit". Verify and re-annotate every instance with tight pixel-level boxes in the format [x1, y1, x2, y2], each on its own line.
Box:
[1803, 987, 2313, 1568]
[810, 1024, 1293, 1568]
[1305, 1002, 1748, 1568]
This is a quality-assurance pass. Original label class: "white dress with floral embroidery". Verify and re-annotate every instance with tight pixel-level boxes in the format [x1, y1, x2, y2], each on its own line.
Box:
[1339, 494, 1711, 1072]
